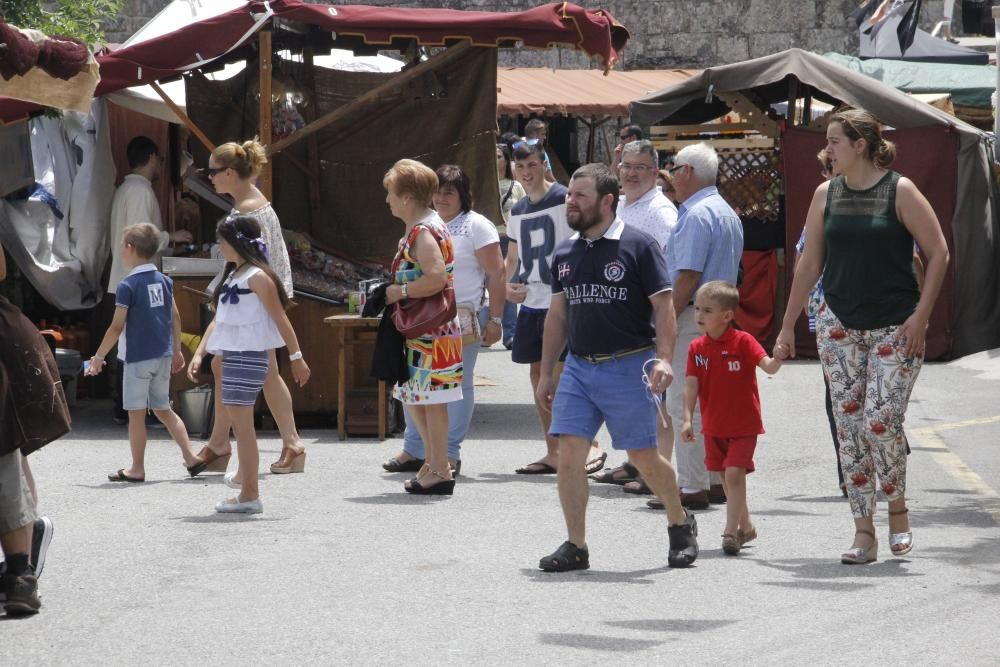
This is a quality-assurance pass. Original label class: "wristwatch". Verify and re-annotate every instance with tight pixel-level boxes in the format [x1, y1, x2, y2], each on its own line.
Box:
[289, 351, 304, 361]
[489, 316, 503, 327]
[400, 283, 409, 299]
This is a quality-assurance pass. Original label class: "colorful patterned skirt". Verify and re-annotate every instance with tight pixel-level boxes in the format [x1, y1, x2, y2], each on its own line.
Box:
[393, 318, 464, 405]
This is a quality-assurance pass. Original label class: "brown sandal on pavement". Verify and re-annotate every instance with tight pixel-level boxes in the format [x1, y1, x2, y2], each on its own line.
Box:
[271, 449, 306, 474]
[108, 469, 144, 483]
[187, 447, 231, 477]
[623, 477, 653, 495]
[721, 533, 740, 555]
[590, 461, 639, 485]
[738, 526, 757, 546]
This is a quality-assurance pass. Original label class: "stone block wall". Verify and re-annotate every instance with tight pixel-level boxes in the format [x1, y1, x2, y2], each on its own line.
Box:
[104, 1, 954, 68]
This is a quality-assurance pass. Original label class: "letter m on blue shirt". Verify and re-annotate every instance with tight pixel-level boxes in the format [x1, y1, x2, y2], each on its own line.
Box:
[115, 266, 174, 363]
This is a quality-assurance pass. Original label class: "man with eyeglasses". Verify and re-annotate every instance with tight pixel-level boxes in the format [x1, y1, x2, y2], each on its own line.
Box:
[591, 140, 678, 489]
[646, 142, 743, 512]
[613, 124, 643, 179]
[507, 140, 606, 477]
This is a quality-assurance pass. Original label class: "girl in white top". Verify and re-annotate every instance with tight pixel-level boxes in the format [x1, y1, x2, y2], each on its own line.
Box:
[188, 216, 310, 514]
[189, 139, 307, 480]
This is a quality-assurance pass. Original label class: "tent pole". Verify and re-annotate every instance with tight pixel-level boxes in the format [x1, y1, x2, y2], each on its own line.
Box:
[801, 91, 812, 127]
[268, 41, 473, 157]
[150, 81, 216, 152]
[303, 47, 322, 237]
[586, 115, 596, 162]
[787, 78, 798, 125]
[258, 27, 273, 200]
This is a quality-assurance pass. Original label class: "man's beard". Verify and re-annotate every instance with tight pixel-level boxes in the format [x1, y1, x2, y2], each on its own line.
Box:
[567, 204, 602, 232]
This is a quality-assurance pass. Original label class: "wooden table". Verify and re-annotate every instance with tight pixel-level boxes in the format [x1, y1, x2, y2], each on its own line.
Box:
[324, 314, 386, 440]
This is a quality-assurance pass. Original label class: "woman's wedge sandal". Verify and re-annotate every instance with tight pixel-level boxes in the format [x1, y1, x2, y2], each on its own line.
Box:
[841, 529, 878, 564]
[888, 508, 913, 556]
[539, 541, 590, 572]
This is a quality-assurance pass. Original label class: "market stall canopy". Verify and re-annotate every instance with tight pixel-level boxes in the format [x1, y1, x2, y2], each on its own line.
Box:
[0, 0, 628, 124]
[496, 67, 693, 117]
[824, 52, 995, 109]
[0, 18, 99, 113]
[629, 48, 982, 137]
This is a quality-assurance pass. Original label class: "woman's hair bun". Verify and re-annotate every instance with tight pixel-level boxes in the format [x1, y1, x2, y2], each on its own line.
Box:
[873, 138, 896, 169]
[242, 138, 268, 169]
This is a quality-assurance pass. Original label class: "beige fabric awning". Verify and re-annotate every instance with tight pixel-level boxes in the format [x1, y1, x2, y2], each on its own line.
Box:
[496, 67, 695, 118]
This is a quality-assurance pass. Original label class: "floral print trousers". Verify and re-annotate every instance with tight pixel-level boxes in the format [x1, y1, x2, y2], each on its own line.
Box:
[815, 304, 923, 518]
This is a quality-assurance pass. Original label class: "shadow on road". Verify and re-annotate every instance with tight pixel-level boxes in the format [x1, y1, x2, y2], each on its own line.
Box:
[776, 494, 849, 504]
[752, 556, 921, 583]
[604, 618, 737, 633]
[344, 494, 451, 505]
[520, 566, 674, 585]
[538, 632, 663, 652]
[170, 515, 289, 523]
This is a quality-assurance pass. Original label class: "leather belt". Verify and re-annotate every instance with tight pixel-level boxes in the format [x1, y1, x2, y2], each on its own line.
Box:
[574, 344, 654, 364]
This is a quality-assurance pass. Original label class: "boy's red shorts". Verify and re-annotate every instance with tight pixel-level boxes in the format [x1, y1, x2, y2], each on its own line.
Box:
[704, 435, 757, 473]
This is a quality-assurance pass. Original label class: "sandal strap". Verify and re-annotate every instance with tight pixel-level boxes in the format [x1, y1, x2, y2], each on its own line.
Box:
[855, 529, 876, 539]
[429, 468, 450, 480]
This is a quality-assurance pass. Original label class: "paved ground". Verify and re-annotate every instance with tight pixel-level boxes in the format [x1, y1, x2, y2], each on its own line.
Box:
[7, 346, 1000, 664]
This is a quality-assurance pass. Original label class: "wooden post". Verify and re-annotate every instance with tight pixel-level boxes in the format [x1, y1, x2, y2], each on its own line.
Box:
[150, 82, 216, 153]
[258, 28, 273, 199]
[787, 77, 799, 126]
[303, 48, 322, 236]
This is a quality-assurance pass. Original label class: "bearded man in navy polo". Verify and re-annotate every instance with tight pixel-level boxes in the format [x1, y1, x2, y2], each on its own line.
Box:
[535, 163, 699, 572]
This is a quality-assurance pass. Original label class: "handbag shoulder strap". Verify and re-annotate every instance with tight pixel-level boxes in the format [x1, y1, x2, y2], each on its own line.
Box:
[501, 181, 515, 207]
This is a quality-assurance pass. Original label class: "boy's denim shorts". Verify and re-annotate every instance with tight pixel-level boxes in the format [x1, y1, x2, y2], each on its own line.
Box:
[123, 357, 172, 411]
[549, 350, 658, 450]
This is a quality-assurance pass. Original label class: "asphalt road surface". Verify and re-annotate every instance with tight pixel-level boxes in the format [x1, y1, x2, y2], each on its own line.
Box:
[7, 346, 1000, 664]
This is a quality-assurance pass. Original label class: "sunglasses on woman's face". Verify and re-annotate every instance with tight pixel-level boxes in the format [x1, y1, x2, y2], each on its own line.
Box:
[201, 166, 225, 177]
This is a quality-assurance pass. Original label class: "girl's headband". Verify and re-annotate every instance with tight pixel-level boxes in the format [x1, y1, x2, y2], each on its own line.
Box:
[232, 228, 269, 261]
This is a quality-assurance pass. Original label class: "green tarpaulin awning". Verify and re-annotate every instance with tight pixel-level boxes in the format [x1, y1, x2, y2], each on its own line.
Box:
[824, 52, 995, 109]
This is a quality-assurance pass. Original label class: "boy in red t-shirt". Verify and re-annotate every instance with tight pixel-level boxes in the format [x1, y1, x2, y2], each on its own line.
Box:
[681, 281, 783, 555]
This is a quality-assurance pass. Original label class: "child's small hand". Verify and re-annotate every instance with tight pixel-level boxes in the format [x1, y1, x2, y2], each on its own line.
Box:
[681, 421, 694, 442]
[292, 358, 311, 387]
[85, 356, 105, 376]
[187, 354, 202, 383]
[171, 350, 185, 374]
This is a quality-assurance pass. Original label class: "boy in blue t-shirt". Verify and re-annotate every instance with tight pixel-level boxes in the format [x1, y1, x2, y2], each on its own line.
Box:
[86, 223, 199, 481]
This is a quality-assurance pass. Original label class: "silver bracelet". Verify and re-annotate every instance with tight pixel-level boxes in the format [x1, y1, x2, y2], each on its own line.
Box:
[289, 351, 304, 361]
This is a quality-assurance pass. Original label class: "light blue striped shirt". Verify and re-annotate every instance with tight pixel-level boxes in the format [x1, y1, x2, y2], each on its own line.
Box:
[666, 186, 743, 287]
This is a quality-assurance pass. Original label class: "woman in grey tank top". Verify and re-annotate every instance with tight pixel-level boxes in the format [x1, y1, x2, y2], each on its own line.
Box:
[776, 109, 949, 564]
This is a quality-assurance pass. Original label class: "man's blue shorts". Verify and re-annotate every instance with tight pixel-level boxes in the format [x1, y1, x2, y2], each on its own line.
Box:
[549, 350, 657, 450]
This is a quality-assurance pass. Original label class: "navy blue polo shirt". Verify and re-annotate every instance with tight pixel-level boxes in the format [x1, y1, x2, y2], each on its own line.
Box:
[551, 218, 672, 357]
[115, 264, 174, 363]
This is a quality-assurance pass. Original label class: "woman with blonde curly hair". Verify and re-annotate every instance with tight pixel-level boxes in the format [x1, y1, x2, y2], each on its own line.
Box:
[776, 108, 949, 564]
[187, 139, 308, 479]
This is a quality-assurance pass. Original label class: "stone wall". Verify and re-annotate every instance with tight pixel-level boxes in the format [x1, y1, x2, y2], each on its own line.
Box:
[105, 1, 952, 69]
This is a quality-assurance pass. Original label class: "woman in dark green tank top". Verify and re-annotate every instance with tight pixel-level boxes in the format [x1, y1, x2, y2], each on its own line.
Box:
[775, 108, 950, 565]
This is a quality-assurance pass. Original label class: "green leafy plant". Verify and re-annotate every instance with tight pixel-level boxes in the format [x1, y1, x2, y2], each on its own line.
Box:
[1, 0, 125, 46]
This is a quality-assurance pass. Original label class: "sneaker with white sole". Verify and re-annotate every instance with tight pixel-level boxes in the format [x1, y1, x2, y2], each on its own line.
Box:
[215, 497, 262, 514]
[31, 517, 53, 578]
